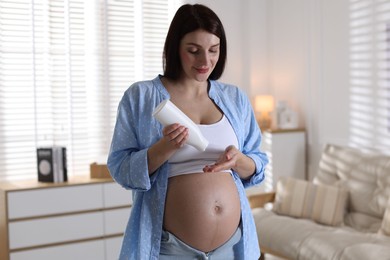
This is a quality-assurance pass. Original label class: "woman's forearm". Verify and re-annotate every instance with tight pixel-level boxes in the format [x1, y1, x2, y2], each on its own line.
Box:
[147, 124, 189, 174]
[232, 153, 256, 180]
[147, 139, 175, 174]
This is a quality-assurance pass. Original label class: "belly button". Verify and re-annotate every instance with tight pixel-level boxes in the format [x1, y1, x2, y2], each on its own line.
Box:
[214, 202, 223, 214]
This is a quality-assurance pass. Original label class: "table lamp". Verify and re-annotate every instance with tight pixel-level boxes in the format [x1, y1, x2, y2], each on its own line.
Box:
[255, 95, 274, 130]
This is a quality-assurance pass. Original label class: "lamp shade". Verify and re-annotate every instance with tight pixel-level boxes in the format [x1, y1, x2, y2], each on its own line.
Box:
[255, 95, 274, 114]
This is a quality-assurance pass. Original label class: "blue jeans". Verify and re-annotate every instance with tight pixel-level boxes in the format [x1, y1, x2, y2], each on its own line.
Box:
[159, 225, 242, 260]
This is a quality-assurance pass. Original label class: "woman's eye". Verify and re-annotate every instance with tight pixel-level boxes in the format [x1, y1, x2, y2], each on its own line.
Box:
[188, 49, 198, 54]
[209, 48, 218, 53]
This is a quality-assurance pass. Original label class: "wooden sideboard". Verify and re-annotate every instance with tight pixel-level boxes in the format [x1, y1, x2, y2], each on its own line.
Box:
[0, 176, 132, 260]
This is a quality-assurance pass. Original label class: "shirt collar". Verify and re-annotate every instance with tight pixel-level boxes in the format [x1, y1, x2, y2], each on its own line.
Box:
[153, 74, 220, 102]
[153, 75, 170, 99]
[208, 79, 221, 104]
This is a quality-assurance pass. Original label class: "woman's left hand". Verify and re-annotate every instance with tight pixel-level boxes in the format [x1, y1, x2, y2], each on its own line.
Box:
[203, 145, 239, 173]
[203, 145, 256, 179]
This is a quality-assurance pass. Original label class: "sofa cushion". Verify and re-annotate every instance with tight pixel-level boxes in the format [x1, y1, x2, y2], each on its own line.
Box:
[298, 228, 390, 260]
[273, 177, 315, 219]
[314, 144, 390, 223]
[344, 212, 382, 233]
[252, 207, 330, 260]
[252, 208, 390, 260]
[311, 183, 349, 226]
[379, 196, 390, 236]
[339, 243, 390, 260]
[273, 177, 348, 226]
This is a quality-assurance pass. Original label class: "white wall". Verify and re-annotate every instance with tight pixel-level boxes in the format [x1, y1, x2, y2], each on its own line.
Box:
[308, 0, 351, 177]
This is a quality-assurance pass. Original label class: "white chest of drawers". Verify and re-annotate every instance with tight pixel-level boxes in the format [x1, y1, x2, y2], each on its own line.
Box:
[0, 177, 132, 260]
[261, 128, 306, 190]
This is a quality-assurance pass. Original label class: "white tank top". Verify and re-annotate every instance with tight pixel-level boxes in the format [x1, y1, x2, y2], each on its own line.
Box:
[168, 115, 239, 178]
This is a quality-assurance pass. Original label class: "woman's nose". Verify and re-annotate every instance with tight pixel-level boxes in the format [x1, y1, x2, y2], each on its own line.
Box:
[197, 52, 208, 66]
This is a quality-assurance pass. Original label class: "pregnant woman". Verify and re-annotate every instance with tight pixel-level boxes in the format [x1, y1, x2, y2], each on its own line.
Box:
[107, 4, 268, 260]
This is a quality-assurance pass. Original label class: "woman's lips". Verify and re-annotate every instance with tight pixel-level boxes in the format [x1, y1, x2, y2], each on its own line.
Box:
[196, 68, 209, 74]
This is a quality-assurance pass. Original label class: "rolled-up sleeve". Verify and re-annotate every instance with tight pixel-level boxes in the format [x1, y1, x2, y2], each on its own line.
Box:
[107, 92, 157, 191]
[239, 90, 268, 188]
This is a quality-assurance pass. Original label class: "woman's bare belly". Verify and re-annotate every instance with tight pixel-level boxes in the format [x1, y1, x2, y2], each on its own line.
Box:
[163, 172, 241, 252]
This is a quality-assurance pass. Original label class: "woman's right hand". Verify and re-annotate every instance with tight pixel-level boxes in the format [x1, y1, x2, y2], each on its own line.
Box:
[161, 123, 189, 150]
[147, 123, 188, 174]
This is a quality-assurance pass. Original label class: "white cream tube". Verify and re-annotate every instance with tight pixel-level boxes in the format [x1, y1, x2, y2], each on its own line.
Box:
[152, 99, 209, 151]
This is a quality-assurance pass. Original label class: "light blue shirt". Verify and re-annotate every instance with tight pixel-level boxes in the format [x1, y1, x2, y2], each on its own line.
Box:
[107, 75, 268, 259]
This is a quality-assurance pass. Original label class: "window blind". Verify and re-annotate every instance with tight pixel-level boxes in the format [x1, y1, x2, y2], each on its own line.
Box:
[0, 0, 181, 181]
[348, 0, 390, 152]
